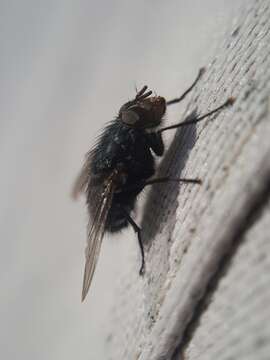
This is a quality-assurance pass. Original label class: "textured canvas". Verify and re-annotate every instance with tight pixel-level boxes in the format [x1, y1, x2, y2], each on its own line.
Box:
[107, 0, 270, 359]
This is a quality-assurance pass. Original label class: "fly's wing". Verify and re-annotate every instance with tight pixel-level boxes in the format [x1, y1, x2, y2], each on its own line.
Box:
[71, 156, 91, 200]
[81, 171, 117, 302]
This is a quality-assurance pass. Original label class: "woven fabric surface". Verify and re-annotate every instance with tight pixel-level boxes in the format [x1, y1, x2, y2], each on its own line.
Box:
[107, 0, 270, 359]
[178, 181, 270, 360]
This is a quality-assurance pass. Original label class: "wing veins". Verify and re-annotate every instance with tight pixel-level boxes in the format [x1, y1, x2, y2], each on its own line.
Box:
[81, 171, 118, 301]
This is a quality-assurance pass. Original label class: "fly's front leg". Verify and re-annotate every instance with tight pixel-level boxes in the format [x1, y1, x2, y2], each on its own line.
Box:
[146, 132, 164, 156]
[159, 97, 235, 134]
[166, 67, 205, 106]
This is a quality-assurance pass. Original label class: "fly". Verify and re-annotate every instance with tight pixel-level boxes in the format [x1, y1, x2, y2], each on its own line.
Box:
[72, 68, 234, 301]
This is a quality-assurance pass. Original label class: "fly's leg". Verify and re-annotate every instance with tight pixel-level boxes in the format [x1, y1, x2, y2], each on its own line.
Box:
[143, 177, 201, 187]
[123, 210, 145, 276]
[159, 97, 235, 134]
[120, 177, 202, 275]
[146, 132, 164, 156]
[166, 67, 205, 106]
[122, 177, 201, 193]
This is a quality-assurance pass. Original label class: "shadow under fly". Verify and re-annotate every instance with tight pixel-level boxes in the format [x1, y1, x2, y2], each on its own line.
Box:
[72, 67, 235, 301]
[141, 109, 198, 244]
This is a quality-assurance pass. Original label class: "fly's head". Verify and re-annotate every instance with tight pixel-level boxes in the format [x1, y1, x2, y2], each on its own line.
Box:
[119, 86, 166, 129]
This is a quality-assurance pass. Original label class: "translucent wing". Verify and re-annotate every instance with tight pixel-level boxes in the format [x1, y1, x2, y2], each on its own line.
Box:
[71, 156, 91, 200]
[81, 171, 117, 302]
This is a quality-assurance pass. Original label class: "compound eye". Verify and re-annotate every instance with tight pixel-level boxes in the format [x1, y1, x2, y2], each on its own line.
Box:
[121, 109, 140, 125]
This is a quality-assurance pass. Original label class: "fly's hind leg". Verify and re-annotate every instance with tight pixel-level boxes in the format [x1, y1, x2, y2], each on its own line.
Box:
[123, 209, 145, 276]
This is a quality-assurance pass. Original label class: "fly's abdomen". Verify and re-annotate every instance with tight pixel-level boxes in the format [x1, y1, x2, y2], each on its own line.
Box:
[106, 205, 128, 232]
[105, 193, 137, 232]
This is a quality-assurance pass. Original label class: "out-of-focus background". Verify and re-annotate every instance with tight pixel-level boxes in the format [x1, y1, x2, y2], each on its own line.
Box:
[0, 1, 246, 359]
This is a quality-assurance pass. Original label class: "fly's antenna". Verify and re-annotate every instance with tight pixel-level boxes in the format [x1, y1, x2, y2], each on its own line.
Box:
[135, 85, 152, 101]
[134, 82, 138, 95]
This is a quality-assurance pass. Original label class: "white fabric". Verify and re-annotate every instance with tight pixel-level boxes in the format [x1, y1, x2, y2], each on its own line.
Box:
[108, 0, 270, 359]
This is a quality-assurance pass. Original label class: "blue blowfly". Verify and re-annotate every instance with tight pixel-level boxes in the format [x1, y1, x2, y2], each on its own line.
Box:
[72, 68, 234, 301]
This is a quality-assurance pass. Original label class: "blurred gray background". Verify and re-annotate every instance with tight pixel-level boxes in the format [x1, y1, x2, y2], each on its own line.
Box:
[0, 1, 246, 359]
